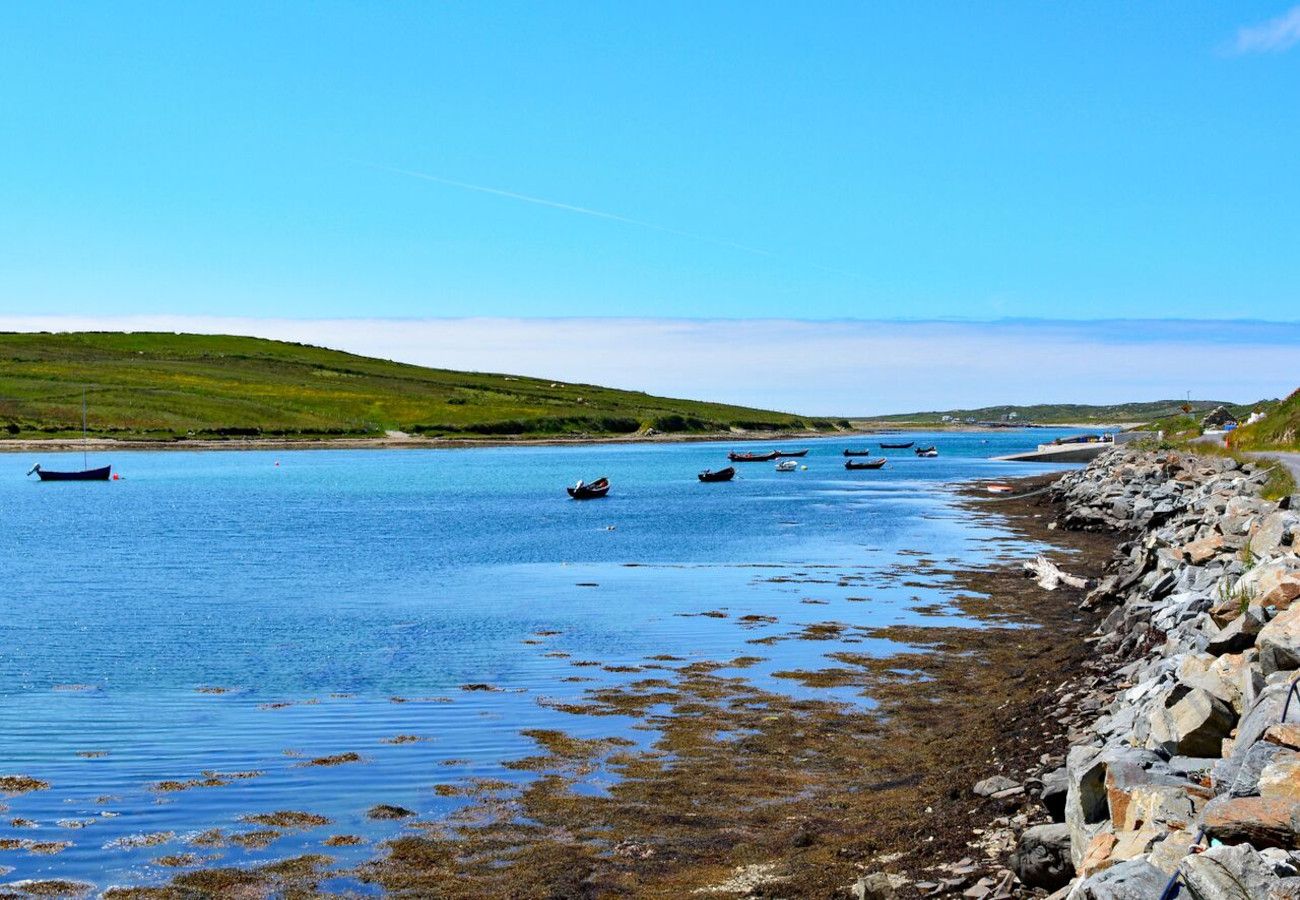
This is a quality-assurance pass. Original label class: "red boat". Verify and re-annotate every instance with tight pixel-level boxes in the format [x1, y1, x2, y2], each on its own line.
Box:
[567, 476, 610, 499]
[728, 451, 779, 462]
[844, 458, 887, 470]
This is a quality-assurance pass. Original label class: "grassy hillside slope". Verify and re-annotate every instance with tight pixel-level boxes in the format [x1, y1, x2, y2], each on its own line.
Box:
[1230, 388, 1300, 451]
[869, 400, 1259, 425]
[0, 332, 831, 441]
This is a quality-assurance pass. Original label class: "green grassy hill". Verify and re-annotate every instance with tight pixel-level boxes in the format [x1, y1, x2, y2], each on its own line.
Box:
[868, 399, 1261, 425]
[0, 332, 834, 441]
[1229, 388, 1299, 451]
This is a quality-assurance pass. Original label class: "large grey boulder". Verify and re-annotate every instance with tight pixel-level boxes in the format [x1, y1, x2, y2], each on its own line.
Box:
[1010, 823, 1074, 891]
[1041, 766, 1069, 822]
[1259, 606, 1300, 675]
[1182, 843, 1284, 900]
[1149, 686, 1236, 758]
[1065, 746, 1112, 868]
[1213, 740, 1292, 797]
[1249, 511, 1299, 560]
[1207, 606, 1267, 656]
[1074, 858, 1168, 899]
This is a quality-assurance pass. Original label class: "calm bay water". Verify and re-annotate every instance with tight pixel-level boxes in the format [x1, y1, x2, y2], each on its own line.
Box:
[0, 431, 1083, 889]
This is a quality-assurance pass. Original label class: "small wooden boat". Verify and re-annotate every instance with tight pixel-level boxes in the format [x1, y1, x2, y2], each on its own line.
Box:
[775, 459, 798, 472]
[842, 449, 871, 457]
[879, 441, 915, 449]
[774, 449, 808, 458]
[728, 451, 779, 462]
[844, 458, 887, 470]
[698, 467, 736, 483]
[27, 391, 112, 482]
[28, 463, 112, 482]
[915, 446, 938, 457]
[567, 476, 610, 499]
[986, 484, 1014, 494]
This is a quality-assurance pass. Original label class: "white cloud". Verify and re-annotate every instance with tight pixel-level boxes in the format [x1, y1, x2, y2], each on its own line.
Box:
[1, 315, 1295, 415]
[1232, 5, 1300, 54]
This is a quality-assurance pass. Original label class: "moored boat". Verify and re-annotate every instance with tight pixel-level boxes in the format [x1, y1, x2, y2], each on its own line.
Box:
[27, 390, 112, 482]
[844, 458, 887, 470]
[567, 476, 610, 499]
[774, 449, 808, 458]
[842, 449, 871, 457]
[728, 451, 779, 462]
[698, 467, 736, 483]
[879, 441, 915, 449]
[775, 459, 798, 472]
[914, 446, 938, 457]
[28, 464, 112, 482]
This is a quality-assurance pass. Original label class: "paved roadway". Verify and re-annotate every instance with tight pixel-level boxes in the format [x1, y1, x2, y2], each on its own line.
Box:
[1249, 451, 1300, 485]
[1190, 433, 1299, 487]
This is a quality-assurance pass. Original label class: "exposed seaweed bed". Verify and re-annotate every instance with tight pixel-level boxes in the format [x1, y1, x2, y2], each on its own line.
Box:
[1, 474, 1119, 899]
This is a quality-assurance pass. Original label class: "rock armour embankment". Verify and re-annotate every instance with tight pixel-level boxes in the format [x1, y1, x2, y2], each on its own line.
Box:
[991, 447, 1300, 899]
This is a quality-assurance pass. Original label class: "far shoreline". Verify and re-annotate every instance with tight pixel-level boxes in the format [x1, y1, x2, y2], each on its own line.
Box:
[0, 422, 1103, 454]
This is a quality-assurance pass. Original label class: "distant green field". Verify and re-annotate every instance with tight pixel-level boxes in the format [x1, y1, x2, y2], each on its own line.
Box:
[870, 399, 1265, 425]
[0, 332, 835, 441]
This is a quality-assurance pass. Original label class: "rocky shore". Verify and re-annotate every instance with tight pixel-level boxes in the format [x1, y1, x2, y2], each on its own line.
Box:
[880, 447, 1300, 899]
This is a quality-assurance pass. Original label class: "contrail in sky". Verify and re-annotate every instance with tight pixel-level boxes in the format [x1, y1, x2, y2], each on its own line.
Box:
[374, 164, 858, 277]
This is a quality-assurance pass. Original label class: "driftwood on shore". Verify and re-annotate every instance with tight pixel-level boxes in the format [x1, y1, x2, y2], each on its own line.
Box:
[1022, 555, 1089, 591]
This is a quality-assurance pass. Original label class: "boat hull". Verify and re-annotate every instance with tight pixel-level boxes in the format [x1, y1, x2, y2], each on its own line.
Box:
[844, 459, 886, 470]
[774, 449, 808, 458]
[728, 452, 779, 462]
[567, 476, 610, 499]
[879, 442, 915, 449]
[698, 467, 736, 483]
[35, 465, 112, 482]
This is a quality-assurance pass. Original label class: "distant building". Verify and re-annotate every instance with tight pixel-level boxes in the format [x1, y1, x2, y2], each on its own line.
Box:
[1201, 406, 1238, 430]
[941, 415, 954, 423]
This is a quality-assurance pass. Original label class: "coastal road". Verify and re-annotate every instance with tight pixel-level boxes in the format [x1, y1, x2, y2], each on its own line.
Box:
[1191, 433, 1300, 486]
[1250, 451, 1300, 484]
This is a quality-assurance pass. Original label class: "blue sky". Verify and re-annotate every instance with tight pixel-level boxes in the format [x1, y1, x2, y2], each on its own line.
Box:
[3, 2, 1299, 322]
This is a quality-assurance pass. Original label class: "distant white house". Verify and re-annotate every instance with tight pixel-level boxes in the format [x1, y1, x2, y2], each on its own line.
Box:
[941, 415, 954, 423]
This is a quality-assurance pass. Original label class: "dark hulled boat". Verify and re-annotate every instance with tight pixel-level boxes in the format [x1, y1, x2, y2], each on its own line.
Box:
[842, 449, 871, 457]
[567, 476, 610, 499]
[698, 466, 736, 483]
[27, 390, 112, 483]
[844, 458, 887, 470]
[773, 449, 808, 458]
[879, 441, 915, 449]
[914, 446, 938, 457]
[29, 464, 112, 482]
[728, 451, 779, 462]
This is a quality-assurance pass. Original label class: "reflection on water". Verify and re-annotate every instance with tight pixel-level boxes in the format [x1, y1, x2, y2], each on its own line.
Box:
[0, 432, 1080, 888]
